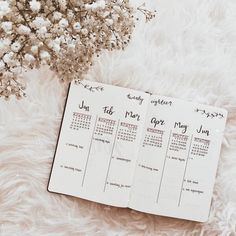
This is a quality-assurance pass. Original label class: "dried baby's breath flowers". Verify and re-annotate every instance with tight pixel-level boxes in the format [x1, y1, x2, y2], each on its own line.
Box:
[0, 0, 155, 100]
[137, 3, 156, 22]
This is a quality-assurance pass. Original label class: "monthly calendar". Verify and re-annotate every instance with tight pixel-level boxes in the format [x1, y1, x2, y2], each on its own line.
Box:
[48, 80, 227, 222]
[70, 112, 92, 130]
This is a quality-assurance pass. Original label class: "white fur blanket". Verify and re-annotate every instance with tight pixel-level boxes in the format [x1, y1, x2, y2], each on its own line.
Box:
[1, 0, 236, 235]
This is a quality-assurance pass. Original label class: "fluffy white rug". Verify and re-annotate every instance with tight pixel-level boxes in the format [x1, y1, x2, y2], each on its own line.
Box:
[1, 0, 236, 235]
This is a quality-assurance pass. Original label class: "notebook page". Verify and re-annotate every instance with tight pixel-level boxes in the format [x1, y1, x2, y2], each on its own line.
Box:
[129, 95, 227, 222]
[48, 80, 150, 207]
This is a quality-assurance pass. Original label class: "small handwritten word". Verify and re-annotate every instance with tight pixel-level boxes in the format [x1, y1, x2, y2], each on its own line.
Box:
[195, 108, 224, 119]
[168, 156, 185, 162]
[184, 179, 199, 185]
[151, 117, 165, 128]
[189, 189, 204, 194]
[60, 165, 82, 172]
[139, 164, 158, 172]
[174, 122, 188, 134]
[196, 125, 209, 136]
[127, 94, 144, 105]
[94, 138, 110, 144]
[116, 157, 131, 162]
[108, 182, 131, 189]
[79, 100, 89, 111]
[103, 106, 115, 115]
[151, 99, 172, 106]
[125, 111, 140, 121]
[75, 80, 104, 92]
[66, 143, 78, 149]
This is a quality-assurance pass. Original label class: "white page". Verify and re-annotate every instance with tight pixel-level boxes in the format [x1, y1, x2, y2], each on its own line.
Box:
[48, 80, 150, 207]
[129, 95, 227, 222]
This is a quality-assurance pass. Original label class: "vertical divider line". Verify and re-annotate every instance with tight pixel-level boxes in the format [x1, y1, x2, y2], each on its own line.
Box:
[81, 115, 98, 187]
[103, 119, 120, 192]
[156, 129, 172, 204]
[178, 134, 193, 207]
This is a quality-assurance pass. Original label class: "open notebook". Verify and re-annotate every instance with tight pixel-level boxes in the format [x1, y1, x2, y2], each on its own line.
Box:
[48, 80, 227, 222]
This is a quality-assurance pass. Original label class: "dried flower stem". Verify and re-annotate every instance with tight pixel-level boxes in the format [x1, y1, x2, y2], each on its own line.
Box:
[137, 3, 156, 22]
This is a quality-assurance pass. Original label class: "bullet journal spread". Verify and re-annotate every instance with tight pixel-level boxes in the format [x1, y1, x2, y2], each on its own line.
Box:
[48, 80, 227, 222]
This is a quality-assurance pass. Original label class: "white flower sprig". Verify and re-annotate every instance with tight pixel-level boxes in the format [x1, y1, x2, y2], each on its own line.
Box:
[0, 0, 155, 100]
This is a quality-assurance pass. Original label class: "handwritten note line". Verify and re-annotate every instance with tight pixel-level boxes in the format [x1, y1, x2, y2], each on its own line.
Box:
[178, 134, 193, 207]
[103, 119, 120, 192]
[81, 115, 98, 187]
[156, 129, 172, 204]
